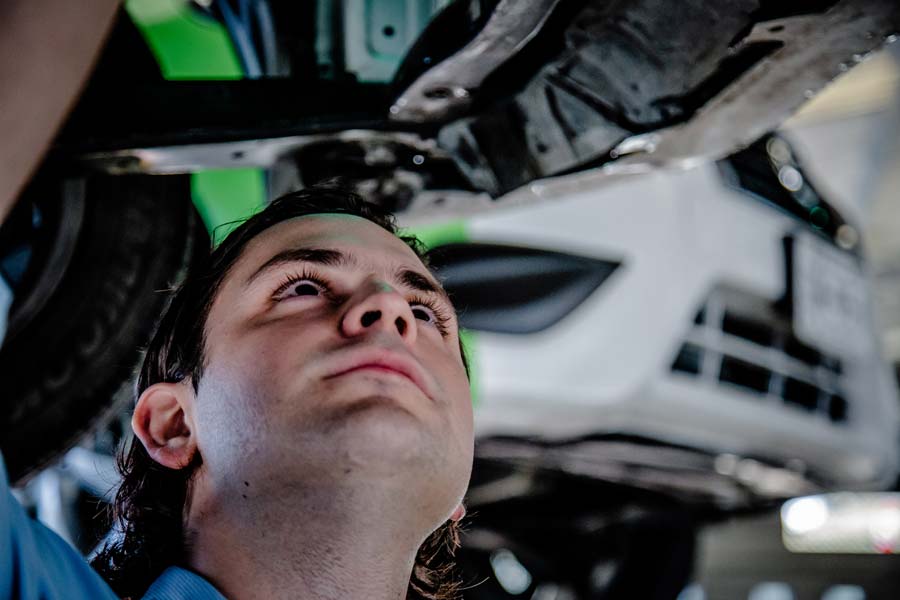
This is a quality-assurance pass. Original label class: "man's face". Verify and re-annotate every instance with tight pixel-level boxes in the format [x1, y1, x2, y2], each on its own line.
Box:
[191, 214, 473, 525]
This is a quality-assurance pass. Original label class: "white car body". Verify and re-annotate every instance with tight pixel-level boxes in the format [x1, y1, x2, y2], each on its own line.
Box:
[451, 161, 899, 504]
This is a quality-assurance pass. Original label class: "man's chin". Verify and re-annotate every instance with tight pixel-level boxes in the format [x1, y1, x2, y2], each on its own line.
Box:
[317, 394, 436, 471]
[322, 393, 417, 428]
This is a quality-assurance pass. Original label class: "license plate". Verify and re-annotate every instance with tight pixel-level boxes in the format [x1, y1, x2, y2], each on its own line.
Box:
[791, 232, 871, 358]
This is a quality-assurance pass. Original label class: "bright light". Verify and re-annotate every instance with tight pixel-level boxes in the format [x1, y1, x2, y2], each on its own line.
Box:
[782, 493, 900, 553]
[836, 224, 859, 249]
[778, 165, 804, 191]
[749, 582, 795, 600]
[766, 137, 792, 163]
[677, 583, 707, 600]
[869, 501, 900, 552]
[489, 549, 532, 595]
[782, 496, 829, 534]
[821, 585, 866, 600]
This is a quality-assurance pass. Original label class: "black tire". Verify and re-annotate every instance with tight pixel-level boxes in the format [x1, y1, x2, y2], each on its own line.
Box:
[0, 173, 207, 484]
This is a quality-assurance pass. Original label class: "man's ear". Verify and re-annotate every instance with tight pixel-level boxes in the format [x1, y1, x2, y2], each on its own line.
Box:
[132, 381, 197, 470]
[450, 503, 466, 523]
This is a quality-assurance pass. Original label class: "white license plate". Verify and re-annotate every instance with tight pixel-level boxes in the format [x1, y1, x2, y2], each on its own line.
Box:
[792, 232, 871, 358]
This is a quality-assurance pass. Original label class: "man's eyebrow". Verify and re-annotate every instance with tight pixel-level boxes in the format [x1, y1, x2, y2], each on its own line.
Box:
[244, 247, 352, 286]
[244, 246, 452, 306]
[398, 268, 453, 306]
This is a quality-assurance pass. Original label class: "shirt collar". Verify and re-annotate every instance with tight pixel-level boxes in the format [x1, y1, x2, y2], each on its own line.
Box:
[141, 566, 227, 600]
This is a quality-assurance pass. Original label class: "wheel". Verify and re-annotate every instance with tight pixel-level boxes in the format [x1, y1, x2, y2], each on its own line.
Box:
[0, 172, 207, 484]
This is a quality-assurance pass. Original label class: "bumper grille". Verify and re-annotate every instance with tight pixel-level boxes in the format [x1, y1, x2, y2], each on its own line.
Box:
[671, 288, 848, 424]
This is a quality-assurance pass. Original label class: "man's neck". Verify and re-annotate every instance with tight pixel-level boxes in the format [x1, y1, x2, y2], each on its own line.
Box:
[185, 477, 424, 600]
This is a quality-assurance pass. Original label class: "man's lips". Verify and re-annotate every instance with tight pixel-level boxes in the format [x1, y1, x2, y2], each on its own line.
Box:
[323, 348, 433, 399]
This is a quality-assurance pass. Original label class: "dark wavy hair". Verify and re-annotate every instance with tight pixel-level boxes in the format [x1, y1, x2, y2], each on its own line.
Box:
[91, 185, 469, 600]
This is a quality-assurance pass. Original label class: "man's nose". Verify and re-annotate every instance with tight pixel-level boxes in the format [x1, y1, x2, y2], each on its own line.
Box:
[340, 279, 417, 344]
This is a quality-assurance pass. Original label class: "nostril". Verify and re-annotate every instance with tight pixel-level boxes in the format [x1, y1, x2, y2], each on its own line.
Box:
[361, 311, 381, 327]
[395, 317, 407, 336]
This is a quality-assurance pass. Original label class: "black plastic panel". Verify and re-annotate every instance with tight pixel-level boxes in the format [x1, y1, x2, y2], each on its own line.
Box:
[784, 377, 820, 412]
[427, 243, 620, 334]
[719, 355, 771, 395]
[672, 343, 703, 375]
[829, 394, 848, 423]
[722, 311, 775, 347]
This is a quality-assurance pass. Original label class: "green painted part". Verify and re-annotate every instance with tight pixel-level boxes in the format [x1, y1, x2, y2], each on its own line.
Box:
[125, 0, 243, 80]
[127, 0, 266, 247]
[459, 329, 480, 406]
[403, 220, 468, 250]
[191, 169, 267, 246]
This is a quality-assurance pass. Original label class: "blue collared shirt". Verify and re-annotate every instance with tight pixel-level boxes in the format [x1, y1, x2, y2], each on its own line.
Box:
[0, 275, 12, 343]
[1, 454, 226, 600]
[141, 566, 226, 600]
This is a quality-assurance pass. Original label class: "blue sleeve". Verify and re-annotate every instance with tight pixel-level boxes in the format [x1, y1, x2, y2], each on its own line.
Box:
[0, 273, 12, 343]
[0, 454, 119, 600]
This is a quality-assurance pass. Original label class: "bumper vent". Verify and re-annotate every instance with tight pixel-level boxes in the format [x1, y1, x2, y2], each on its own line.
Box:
[671, 288, 848, 424]
[428, 243, 620, 334]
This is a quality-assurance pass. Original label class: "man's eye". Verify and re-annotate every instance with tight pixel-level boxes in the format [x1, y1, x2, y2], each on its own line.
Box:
[409, 299, 451, 336]
[291, 281, 322, 296]
[411, 305, 435, 323]
[272, 273, 329, 300]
